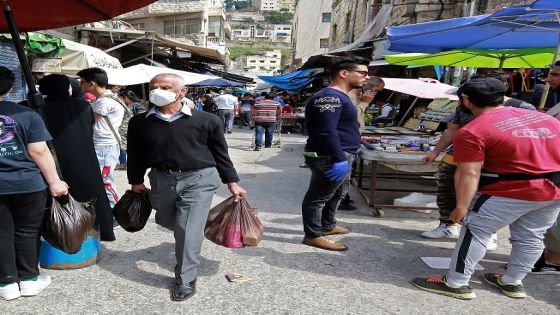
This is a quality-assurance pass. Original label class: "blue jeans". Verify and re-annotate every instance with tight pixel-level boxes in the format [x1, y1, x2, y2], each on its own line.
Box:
[254, 122, 275, 148]
[301, 152, 355, 238]
[118, 148, 127, 164]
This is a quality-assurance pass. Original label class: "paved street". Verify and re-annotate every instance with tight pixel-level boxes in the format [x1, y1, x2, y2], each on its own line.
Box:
[4, 129, 559, 314]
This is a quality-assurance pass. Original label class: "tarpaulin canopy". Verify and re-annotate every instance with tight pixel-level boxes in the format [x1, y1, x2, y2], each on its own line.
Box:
[155, 35, 226, 64]
[60, 38, 122, 74]
[259, 68, 319, 92]
[104, 63, 216, 86]
[381, 78, 458, 100]
[384, 48, 556, 69]
[0, 1, 156, 32]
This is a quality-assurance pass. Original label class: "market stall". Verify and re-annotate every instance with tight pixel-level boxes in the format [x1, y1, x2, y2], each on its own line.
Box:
[355, 79, 458, 216]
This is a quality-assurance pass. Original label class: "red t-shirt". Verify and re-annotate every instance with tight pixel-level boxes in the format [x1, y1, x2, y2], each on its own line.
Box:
[454, 107, 560, 201]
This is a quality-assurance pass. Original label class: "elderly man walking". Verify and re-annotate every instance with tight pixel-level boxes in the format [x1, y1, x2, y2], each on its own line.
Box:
[413, 78, 560, 300]
[301, 55, 370, 251]
[127, 73, 246, 302]
[214, 89, 238, 134]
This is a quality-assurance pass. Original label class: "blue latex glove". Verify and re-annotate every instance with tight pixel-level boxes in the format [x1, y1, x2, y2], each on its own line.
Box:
[324, 161, 349, 182]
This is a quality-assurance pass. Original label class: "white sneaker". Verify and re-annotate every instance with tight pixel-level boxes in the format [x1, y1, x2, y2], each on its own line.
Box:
[487, 233, 499, 251]
[19, 275, 51, 297]
[420, 223, 460, 239]
[0, 282, 21, 300]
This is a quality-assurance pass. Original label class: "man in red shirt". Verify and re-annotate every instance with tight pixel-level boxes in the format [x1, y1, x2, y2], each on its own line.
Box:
[412, 78, 560, 300]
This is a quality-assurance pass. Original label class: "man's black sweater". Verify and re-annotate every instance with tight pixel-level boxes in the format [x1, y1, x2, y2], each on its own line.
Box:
[127, 110, 239, 185]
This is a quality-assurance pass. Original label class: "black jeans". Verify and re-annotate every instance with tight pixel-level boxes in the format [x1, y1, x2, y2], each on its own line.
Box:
[0, 190, 47, 284]
[436, 162, 457, 225]
[301, 152, 355, 238]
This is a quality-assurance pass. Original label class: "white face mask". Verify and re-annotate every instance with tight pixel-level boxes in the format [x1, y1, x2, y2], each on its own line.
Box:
[149, 88, 177, 107]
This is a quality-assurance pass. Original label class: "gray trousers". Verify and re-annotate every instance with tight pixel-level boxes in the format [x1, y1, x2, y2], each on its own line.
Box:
[217, 109, 235, 133]
[447, 194, 560, 286]
[148, 167, 220, 285]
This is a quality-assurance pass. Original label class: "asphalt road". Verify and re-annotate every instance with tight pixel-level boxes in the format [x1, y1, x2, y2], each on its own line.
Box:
[4, 128, 559, 314]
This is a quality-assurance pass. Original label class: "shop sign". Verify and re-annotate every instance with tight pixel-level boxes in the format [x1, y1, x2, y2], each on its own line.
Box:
[32, 58, 62, 73]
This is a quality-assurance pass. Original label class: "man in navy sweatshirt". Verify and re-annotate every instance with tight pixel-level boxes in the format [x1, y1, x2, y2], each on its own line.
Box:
[301, 55, 370, 251]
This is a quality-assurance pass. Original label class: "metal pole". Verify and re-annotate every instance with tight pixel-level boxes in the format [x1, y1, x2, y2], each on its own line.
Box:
[2, 0, 44, 111]
[397, 97, 420, 126]
[539, 33, 560, 110]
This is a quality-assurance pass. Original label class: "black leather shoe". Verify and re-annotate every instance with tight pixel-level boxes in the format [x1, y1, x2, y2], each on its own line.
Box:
[171, 279, 196, 302]
[338, 203, 357, 211]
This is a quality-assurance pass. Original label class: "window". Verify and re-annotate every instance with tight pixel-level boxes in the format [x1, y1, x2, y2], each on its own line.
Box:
[270, 60, 277, 63]
[319, 38, 329, 48]
[250, 60, 256, 63]
[260, 60, 265, 63]
[131, 23, 145, 30]
[163, 18, 201, 36]
[322, 13, 331, 22]
[208, 16, 224, 38]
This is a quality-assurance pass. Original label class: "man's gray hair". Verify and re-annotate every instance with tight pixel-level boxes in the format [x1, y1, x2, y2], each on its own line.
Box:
[151, 73, 185, 87]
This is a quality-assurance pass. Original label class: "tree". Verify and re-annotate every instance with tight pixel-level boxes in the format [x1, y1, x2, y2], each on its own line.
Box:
[242, 17, 255, 24]
[264, 10, 293, 24]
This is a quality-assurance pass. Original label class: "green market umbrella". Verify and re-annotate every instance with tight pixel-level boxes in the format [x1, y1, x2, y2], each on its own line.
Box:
[384, 48, 556, 69]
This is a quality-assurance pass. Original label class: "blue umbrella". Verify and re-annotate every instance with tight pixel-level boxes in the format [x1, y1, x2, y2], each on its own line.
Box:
[190, 77, 243, 87]
[386, 0, 560, 53]
[386, 0, 560, 108]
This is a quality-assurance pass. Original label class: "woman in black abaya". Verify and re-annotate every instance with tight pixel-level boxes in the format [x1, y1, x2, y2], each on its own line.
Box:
[39, 74, 115, 242]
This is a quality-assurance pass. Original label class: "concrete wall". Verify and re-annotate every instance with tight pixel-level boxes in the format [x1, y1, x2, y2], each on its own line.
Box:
[292, 0, 333, 65]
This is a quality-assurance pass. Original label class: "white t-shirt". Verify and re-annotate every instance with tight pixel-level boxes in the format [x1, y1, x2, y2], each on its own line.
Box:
[91, 93, 125, 145]
[214, 94, 238, 110]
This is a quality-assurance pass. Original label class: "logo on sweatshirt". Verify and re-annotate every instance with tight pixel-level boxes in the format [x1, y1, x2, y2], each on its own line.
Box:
[312, 96, 342, 112]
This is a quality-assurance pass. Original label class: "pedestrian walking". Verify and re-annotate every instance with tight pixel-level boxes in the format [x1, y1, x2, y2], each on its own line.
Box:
[239, 94, 254, 129]
[116, 90, 146, 170]
[413, 78, 560, 300]
[214, 89, 238, 133]
[78, 67, 126, 217]
[251, 93, 280, 151]
[0, 67, 69, 301]
[301, 55, 369, 251]
[127, 73, 247, 302]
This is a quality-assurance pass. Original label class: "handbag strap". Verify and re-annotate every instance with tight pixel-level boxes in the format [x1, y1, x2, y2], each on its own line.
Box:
[103, 116, 122, 149]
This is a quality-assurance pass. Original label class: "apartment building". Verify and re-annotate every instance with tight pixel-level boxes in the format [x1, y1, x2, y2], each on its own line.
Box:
[291, 0, 333, 66]
[118, 0, 227, 52]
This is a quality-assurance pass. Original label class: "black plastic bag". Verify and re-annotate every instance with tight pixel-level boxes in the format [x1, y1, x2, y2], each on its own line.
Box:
[42, 194, 96, 254]
[112, 189, 152, 232]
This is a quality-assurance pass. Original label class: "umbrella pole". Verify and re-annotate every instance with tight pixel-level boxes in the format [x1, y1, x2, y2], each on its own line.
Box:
[539, 34, 560, 110]
[2, 1, 44, 112]
[397, 97, 420, 127]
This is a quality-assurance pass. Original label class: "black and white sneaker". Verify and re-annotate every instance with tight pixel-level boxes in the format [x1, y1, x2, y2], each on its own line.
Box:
[532, 254, 560, 275]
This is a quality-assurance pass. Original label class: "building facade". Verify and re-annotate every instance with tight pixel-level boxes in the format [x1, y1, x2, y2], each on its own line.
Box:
[231, 24, 291, 43]
[291, 0, 333, 66]
[244, 49, 282, 75]
[118, 0, 227, 53]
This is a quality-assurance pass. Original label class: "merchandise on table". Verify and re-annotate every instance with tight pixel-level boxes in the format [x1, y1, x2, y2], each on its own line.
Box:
[361, 135, 440, 153]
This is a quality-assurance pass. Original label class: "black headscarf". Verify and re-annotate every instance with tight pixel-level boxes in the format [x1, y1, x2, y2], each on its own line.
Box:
[39, 74, 71, 100]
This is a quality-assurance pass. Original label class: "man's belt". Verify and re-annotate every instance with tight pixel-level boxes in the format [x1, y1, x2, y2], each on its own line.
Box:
[441, 153, 456, 166]
[155, 167, 191, 174]
[479, 171, 560, 189]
